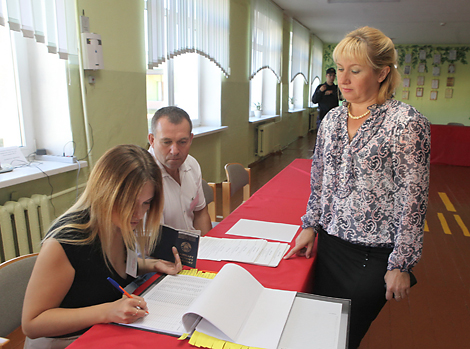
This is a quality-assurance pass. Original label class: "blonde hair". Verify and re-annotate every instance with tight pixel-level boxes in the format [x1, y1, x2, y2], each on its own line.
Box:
[46, 144, 163, 264]
[333, 26, 400, 105]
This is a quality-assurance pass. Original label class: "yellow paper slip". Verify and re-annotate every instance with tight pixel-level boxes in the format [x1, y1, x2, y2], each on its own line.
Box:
[189, 330, 265, 349]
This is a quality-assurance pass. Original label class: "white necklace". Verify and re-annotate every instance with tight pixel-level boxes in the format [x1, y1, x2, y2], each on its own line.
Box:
[348, 104, 371, 120]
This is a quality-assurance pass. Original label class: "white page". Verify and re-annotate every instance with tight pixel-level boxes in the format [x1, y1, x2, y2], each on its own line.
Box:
[278, 297, 342, 349]
[0, 146, 27, 167]
[182, 263, 264, 339]
[198, 237, 266, 263]
[225, 219, 299, 242]
[123, 274, 211, 335]
[186, 264, 296, 349]
[197, 236, 223, 260]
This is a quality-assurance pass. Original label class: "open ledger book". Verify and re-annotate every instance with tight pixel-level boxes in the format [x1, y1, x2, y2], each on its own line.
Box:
[123, 264, 296, 349]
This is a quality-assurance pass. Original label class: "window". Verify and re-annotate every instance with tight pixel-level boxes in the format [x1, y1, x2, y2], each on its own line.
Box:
[0, 0, 76, 157]
[146, 53, 222, 129]
[0, 25, 72, 157]
[289, 20, 309, 109]
[145, 0, 228, 131]
[250, 0, 282, 116]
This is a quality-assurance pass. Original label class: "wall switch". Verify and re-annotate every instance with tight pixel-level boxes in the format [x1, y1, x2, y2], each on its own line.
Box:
[88, 75, 95, 84]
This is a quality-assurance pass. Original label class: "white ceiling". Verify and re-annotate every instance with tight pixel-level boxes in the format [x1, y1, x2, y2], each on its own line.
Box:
[272, 0, 470, 45]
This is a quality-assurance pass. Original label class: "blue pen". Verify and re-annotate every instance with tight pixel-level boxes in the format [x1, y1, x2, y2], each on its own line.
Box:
[107, 277, 148, 313]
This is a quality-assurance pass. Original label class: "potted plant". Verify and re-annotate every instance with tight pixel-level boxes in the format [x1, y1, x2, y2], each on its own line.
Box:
[253, 102, 262, 117]
[288, 97, 295, 110]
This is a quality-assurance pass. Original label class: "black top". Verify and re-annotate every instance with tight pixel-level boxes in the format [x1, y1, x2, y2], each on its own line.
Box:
[49, 211, 134, 337]
[311, 83, 339, 120]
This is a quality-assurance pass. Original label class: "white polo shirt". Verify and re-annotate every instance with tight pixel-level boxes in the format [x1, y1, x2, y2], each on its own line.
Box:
[149, 148, 206, 232]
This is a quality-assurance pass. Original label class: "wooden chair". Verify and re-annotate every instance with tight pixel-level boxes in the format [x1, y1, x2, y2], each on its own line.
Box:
[222, 163, 251, 218]
[201, 179, 217, 224]
[0, 253, 38, 349]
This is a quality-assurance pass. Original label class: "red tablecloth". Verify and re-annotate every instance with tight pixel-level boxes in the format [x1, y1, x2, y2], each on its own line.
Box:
[68, 159, 314, 348]
[430, 124, 470, 166]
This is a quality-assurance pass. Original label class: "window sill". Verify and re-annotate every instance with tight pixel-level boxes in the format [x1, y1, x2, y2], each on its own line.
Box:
[0, 159, 88, 189]
[249, 114, 280, 124]
[287, 108, 306, 113]
[192, 125, 228, 138]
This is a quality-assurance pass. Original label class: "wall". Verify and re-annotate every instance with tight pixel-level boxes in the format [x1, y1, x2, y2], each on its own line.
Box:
[322, 43, 470, 125]
[394, 45, 470, 125]
[0, 0, 312, 213]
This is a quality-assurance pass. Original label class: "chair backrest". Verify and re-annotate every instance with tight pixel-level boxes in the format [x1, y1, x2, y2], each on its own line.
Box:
[222, 163, 251, 218]
[201, 179, 217, 222]
[0, 253, 38, 337]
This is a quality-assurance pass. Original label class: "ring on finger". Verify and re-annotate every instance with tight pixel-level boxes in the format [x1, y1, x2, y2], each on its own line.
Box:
[134, 309, 138, 316]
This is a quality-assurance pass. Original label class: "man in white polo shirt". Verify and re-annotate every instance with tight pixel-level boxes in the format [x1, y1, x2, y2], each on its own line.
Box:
[148, 106, 212, 236]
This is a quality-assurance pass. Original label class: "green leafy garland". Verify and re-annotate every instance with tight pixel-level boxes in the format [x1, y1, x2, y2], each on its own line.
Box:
[396, 45, 469, 72]
[323, 44, 469, 73]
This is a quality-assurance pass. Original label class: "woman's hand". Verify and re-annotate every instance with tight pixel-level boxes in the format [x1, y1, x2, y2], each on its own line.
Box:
[145, 247, 183, 275]
[384, 269, 411, 301]
[102, 295, 148, 324]
[283, 228, 316, 259]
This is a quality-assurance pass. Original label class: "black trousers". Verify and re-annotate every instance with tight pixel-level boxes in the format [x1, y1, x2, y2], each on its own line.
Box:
[313, 228, 393, 349]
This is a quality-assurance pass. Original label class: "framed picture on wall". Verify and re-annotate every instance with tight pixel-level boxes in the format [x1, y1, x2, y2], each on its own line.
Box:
[402, 90, 409, 100]
[448, 64, 456, 74]
[448, 50, 457, 61]
[405, 53, 412, 63]
[447, 77, 455, 86]
[433, 66, 440, 76]
[433, 54, 441, 65]
[416, 87, 424, 97]
[445, 88, 453, 99]
[403, 78, 410, 87]
[419, 50, 427, 61]
[431, 79, 439, 89]
[417, 76, 425, 86]
[404, 65, 411, 75]
[430, 91, 438, 100]
[418, 63, 426, 73]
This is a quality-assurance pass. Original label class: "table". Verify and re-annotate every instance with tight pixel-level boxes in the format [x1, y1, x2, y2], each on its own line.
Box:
[68, 159, 314, 348]
[430, 124, 470, 166]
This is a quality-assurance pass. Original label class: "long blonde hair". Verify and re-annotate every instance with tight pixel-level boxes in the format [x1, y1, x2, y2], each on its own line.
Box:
[45, 144, 163, 262]
[333, 26, 401, 105]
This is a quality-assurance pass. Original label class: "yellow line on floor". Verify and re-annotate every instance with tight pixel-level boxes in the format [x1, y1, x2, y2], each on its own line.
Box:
[424, 220, 429, 232]
[437, 213, 452, 235]
[454, 215, 470, 237]
[438, 192, 456, 212]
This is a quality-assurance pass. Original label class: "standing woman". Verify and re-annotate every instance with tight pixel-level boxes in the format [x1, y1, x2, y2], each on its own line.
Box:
[22, 144, 182, 348]
[285, 27, 430, 348]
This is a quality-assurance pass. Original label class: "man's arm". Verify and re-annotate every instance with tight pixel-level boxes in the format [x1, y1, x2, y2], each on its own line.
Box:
[193, 206, 212, 236]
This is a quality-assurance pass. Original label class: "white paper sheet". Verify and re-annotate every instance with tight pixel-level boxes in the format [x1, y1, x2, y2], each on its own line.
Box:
[124, 274, 211, 335]
[278, 297, 342, 349]
[198, 236, 289, 267]
[225, 219, 299, 242]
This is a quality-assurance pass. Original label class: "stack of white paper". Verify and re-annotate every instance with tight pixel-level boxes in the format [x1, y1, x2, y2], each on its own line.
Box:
[198, 237, 290, 267]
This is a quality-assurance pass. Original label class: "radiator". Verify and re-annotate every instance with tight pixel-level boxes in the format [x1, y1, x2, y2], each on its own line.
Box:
[0, 194, 52, 262]
[257, 122, 279, 156]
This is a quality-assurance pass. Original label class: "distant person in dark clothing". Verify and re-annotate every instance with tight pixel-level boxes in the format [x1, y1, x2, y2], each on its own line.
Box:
[311, 67, 339, 129]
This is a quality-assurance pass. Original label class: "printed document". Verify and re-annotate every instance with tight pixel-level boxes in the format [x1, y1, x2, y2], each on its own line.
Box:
[225, 219, 299, 242]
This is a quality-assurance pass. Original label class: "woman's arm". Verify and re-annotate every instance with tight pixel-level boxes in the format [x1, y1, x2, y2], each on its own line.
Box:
[22, 239, 148, 339]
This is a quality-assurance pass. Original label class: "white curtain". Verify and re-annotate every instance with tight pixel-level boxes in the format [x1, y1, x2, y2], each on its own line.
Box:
[148, 0, 230, 77]
[310, 34, 323, 83]
[250, 0, 282, 81]
[1, 0, 76, 59]
[291, 19, 309, 82]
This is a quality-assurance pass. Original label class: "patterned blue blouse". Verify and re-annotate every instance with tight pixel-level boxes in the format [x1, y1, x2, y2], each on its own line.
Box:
[302, 99, 431, 272]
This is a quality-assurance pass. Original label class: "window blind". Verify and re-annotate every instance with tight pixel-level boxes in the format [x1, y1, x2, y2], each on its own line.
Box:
[291, 19, 309, 82]
[147, 0, 230, 77]
[1, 0, 76, 60]
[250, 0, 282, 80]
[310, 34, 323, 84]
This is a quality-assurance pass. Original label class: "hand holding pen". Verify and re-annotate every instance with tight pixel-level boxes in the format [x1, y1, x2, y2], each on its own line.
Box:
[107, 277, 149, 318]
